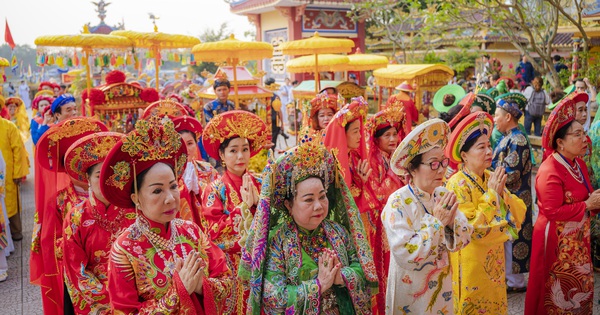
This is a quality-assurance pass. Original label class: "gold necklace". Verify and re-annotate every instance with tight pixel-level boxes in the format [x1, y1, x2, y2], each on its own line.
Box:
[135, 216, 186, 275]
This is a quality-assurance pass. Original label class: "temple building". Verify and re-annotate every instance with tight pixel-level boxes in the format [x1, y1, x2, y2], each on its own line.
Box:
[229, 0, 366, 83]
[87, 1, 125, 35]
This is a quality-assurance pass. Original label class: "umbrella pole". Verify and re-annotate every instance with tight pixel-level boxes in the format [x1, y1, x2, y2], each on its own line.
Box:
[85, 49, 91, 116]
[233, 60, 240, 109]
[315, 54, 320, 94]
[154, 46, 160, 91]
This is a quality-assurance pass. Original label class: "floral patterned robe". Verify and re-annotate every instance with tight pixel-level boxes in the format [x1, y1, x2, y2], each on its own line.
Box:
[491, 127, 533, 275]
[525, 154, 594, 314]
[263, 219, 372, 315]
[446, 168, 526, 314]
[200, 170, 261, 314]
[108, 215, 233, 315]
[381, 185, 472, 314]
[62, 195, 136, 314]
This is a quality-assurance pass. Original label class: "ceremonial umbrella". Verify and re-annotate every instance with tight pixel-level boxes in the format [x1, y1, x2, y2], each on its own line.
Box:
[191, 34, 273, 108]
[35, 25, 134, 114]
[286, 54, 349, 74]
[345, 48, 389, 72]
[111, 27, 200, 90]
[280, 32, 354, 93]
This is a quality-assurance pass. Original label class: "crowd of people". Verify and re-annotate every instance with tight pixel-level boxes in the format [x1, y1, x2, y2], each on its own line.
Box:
[0, 68, 599, 315]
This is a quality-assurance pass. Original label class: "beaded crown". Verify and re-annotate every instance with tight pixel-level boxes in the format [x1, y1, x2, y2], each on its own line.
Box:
[332, 96, 369, 128]
[309, 91, 345, 118]
[366, 105, 405, 136]
[271, 134, 337, 211]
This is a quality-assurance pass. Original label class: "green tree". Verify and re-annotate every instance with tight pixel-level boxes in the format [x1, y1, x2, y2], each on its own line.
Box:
[351, 0, 443, 63]
[442, 0, 563, 88]
[445, 40, 480, 78]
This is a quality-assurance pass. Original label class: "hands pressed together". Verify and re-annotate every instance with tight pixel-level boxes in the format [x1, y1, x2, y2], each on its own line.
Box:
[488, 166, 507, 194]
[432, 191, 459, 227]
[240, 173, 259, 207]
[317, 248, 345, 294]
[176, 251, 206, 295]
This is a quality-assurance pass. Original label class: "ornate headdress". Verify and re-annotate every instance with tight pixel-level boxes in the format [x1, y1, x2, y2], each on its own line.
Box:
[542, 91, 587, 150]
[473, 93, 496, 114]
[309, 91, 345, 119]
[448, 92, 475, 130]
[202, 110, 269, 159]
[446, 111, 493, 164]
[391, 118, 450, 176]
[5, 97, 24, 107]
[239, 137, 378, 314]
[496, 99, 523, 119]
[36, 117, 109, 172]
[141, 99, 188, 119]
[365, 105, 406, 137]
[100, 116, 187, 208]
[64, 132, 124, 184]
[32, 95, 55, 111]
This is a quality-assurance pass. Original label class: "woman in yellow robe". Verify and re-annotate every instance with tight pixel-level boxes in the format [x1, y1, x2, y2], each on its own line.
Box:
[0, 117, 28, 240]
[445, 112, 526, 314]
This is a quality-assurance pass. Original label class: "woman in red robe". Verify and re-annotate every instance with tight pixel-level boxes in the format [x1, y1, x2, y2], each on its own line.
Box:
[525, 92, 600, 314]
[31, 117, 108, 315]
[324, 96, 377, 217]
[101, 117, 233, 314]
[172, 115, 219, 226]
[200, 110, 269, 314]
[62, 132, 136, 314]
[364, 106, 406, 315]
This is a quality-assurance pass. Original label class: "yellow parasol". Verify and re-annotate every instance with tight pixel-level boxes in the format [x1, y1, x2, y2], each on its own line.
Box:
[111, 27, 200, 90]
[345, 49, 389, 72]
[191, 34, 273, 108]
[280, 32, 355, 93]
[35, 25, 134, 114]
[286, 54, 349, 74]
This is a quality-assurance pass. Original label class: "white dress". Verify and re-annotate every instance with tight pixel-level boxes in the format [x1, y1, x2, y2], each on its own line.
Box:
[381, 185, 472, 315]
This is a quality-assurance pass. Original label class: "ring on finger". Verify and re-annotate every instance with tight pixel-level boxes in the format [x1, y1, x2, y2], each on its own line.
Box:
[324, 261, 328, 267]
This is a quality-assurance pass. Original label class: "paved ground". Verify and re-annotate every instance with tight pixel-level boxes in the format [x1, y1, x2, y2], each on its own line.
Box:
[0, 124, 599, 314]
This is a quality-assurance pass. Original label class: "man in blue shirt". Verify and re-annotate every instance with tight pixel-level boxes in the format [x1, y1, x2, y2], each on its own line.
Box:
[517, 55, 535, 86]
[203, 78, 235, 124]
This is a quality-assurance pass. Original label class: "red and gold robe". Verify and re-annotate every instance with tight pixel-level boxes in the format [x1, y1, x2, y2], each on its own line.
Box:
[62, 195, 136, 314]
[108, 215, 233, 315]
[200, 170, 260, 314]
[525, 154, 594, 314]
[31, 179, 87, 315]
[179, 160, 220, 226]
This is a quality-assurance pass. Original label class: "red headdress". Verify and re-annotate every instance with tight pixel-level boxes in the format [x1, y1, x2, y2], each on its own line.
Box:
[32, 95, 55, 111]
[142, 99, 188, 119]
[5, 97, 24, 107]
[36, 117, 109, 172]
[100, 116, 188, 208]
[172, 115, 203, 140]
[448, 92, 476, 130]
[202, 110, 269, 159]
[64, 132, 124, 184]
[39, 81, 55, 91]
[542, 92, 588, 151]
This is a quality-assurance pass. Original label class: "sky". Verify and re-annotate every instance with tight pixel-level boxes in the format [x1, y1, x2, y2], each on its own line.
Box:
[1, 0, 254, 46]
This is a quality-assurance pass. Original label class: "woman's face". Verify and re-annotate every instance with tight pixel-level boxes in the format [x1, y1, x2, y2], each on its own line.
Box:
[317, 108, 335, 129]
[575, 101, 587, 125]
[219, 137, 250, 177]
[87, 162, 109, 206]
[345, 120, 362, 150]
[131, 162, 180, 226]
[7, 104, 17, 117]
[180, 132, 197, 161]
[38, 100, 50, 114]
[557, 121, 587, 157]
[461, 134, 493, 172]
[376, 127, 399, 155]
[285, 177, 329, 231]
[410, 147, 446, 192]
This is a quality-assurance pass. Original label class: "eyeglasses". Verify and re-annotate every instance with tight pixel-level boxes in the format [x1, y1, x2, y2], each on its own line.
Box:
[566, 131, 586, 139]
[421, 158, 450, 170]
